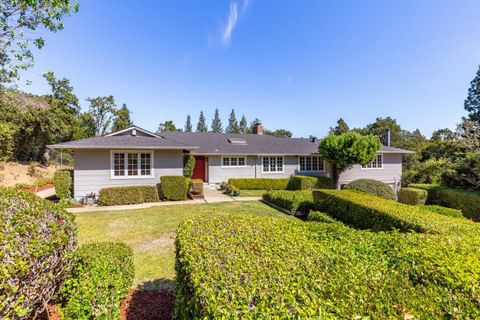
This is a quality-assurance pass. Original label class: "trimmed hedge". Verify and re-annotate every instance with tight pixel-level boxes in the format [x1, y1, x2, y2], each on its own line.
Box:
[98, 186, 159, 206]
[398, 187, 428, 205]
[161, 176, 188, 201]
[419, 205, 464, 218]
[60, 242, 134, 319]
[287, 175, 334, 190]
[190, 179, 204, 195]
[409, 184, 480, 221]
[228, 178, 289, 190]
[175, 215, 480, 319]
[313, 189, 476, 234]
[344, 179, 396, 200]
[262, 190, 314, 213]
[0, 188, 76, 319]
[54, 169, 72, 199]
[306, 211, 338, 223]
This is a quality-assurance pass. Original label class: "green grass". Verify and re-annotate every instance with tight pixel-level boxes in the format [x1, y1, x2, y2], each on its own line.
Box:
[75, 201, 290, 291]
[237, 190, 267, 197]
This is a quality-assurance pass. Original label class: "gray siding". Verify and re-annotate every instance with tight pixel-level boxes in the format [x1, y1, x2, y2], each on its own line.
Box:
[73, 149, 183, 199]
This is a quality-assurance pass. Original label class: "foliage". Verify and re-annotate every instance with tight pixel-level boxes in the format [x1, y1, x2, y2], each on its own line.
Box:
[398, 187, 428, 205]
[190, 179, 204, 195]
[287, 175, 334, 190]
[329, 118, 349, 135]
[60, 242, 134, 320]
[196, 111, 208, 132]
[344, 179, 396, 200]
[53, 170, 72, 200]
[33, 177, 54, 187]
[319, 132, 381, 188]
[0, 188, 76, 319]
[306, 211, 338, 223]
[210, 108, 223, 133]
[464, 65, 480, 121]
[264, 128, 292, 138]
[239, 115, 248, 133]
[111, 103, 133, 132]
[262, 190, 315, 213]
[226, 109, 239, 133]
[362, 116, 402, 147]
[228, 178, 289, 190]
[0, 122, 15, 159]
[98, 186, 159, 206]
[183, 154, 195, 178]
[418, 205, 464, 218]
[161, 176, 188, 201]
[85, 95, 118, 136]
[402, 158, 450, 186]
[184, 114, 193, 132]
[443, 151, 480, 191]
[157, 120, 178, 132]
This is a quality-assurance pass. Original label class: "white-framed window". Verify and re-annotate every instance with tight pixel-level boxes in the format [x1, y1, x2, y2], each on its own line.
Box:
[111, 151, 154, 179]
[221, 156, 247, 168]
[262, 156, 284, 173]
[299, 156, 324, 172]
[362, 154, 383, 169]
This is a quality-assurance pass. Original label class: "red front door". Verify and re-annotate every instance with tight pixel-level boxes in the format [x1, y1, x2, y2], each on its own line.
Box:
[192, 156, 206, 181]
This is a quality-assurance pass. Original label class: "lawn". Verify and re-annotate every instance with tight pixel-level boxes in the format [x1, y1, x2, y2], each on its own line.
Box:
[75, 201, 290, 291]
[237, 189, 267, 197]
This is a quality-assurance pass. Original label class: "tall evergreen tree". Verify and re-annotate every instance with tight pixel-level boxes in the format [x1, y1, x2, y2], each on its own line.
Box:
[464, 65, 480, 121]
[210, 108, 223, 133]
[196, 111, 208, 132]
[226, 109, 239, 133]
[329, 118, 350, 135]
[239, 115, 248, 133]
[112, 104, 133, 132]
[185, 115, 192, 132]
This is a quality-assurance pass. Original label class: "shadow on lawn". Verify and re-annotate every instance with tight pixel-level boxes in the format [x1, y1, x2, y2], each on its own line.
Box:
[121, 279, 176, 320]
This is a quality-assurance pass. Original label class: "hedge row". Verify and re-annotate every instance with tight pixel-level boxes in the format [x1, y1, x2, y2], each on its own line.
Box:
[228, 178, 289, 190]
[175, 215, 480, 319]
[287, 175, 333, 190]
[262, 190, 314, 213]
[419, 205, 464, 218]
[313, 189, 476, 234]
[98, 186, 159, 206]
[53, 169, 72, 199]
[343, 179, 396, 200]
[398, 187, 428, 205]
[60, 242, 134, 319]
[161, 176, 189, 201]
[409, 184, 480, 221]
[306, 211, 338, 223]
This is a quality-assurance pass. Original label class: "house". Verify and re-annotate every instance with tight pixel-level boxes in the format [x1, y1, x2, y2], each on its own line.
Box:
[48, 124, 413, 201]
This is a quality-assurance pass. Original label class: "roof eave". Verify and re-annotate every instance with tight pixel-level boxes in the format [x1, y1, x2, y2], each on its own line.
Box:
[47, 145, 198, 150]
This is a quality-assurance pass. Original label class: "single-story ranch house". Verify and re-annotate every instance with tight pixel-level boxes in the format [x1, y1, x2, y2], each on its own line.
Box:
[49, 124, 413, 201]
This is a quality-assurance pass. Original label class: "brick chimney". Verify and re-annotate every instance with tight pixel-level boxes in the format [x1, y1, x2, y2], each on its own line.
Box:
[253, 123, 264, 135]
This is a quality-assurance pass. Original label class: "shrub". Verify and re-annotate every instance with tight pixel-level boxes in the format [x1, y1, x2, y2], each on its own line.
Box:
[228, 178, 289, 190]
[54, 169, 72, 199]
[313, 189, 476, 234]
[161, 176, 188, 201]
[344, 179, 396, 200]
[0, 188, 76, 319]
[262, 190, 314, 213]
[190, 179, 204, 195]
[398, 187, 428, 205]
[419, 205, 464, 218]
[306, 211, 338, 223]
[287, 175, 334, 190]
[183, 154, 195, 178]
[443, 151, 480, 191]
[98, 186, 159, 206]
[60, 242, 134, 319]
[33, 177, 53, 187]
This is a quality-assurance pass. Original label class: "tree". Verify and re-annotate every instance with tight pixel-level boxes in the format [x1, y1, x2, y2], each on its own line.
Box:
[226, 109, 239, 133]
[210, 108, 223, 133]
[329, 118, 350, 135]
[157, 120, 177, 132]
[85, 96, 117, 136]
[185, 115, 192, 132]
[0, 0, 79, 83]
[248, 118, 262, 133]
[0, 122, 15, 160]
[196, 111, 208, 132]
[239, 115, 248, 133]
[364, 117, 402, 147]
[112, 104, 133, 132]
[464, 65, 480, 121]
[264, 129, 292, 138]
[319, 132, 382, 188]
[431, 128, 455, 141]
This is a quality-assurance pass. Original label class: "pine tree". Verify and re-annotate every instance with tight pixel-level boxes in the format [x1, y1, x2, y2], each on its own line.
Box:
[196, 111, 208, 132]
[329, 118, 350, 135]
[210, 108, 223, 133]
[464, 65, 480, 121]
[112, 103, 133, 132]
[185, 115, 192, 132]
[239, 115, 248, 133]
[226, 109, 239, 133]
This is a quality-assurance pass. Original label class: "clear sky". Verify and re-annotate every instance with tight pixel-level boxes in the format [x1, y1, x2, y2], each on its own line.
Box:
[18, 0, 480, 138]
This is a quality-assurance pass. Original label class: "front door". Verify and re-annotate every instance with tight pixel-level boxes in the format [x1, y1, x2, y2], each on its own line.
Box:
[192, 156, 206, 181]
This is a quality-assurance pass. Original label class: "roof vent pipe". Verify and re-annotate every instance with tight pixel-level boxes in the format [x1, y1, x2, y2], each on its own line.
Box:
[385, 128, 390, 147]
[310, 136, 317, 143]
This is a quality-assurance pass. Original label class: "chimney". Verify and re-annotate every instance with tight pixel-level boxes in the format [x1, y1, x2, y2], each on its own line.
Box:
[253, 123, 264, 135]
[385, 128, 390, 146]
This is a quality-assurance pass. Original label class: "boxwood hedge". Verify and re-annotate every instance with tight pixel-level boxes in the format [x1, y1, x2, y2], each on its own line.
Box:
[262, 190, 314, 213]
[287, 175, 334, 190]
[228, 178, 289, 190]
[161, 176, 188, 200]
[419, 205, 464, 218]
[53, 169, 72, 200]
[344, 179, 396, 200]
[98, 185, 159, 206]
[306, 211, 338, 223]
[398, 187, 428, 205]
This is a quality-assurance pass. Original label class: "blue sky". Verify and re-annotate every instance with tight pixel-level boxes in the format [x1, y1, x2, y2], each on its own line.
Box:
[19, 0, 480, 138]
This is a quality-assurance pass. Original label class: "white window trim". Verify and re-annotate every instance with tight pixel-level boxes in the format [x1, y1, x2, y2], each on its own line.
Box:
[221, 156, 248, 168]
[361, 153, 384, 170]
[298, 156, 325, 173]
[261, 156, 285, 174]
[110, 150, 155, 179]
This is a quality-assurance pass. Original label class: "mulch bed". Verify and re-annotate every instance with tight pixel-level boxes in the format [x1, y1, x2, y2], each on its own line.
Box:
[25, 183, 54, 193]
[38, 304, 61, 320]
[121, 289, 175, 320]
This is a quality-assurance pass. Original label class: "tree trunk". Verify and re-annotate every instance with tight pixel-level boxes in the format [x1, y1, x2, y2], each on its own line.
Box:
[332, 165, 340, 189]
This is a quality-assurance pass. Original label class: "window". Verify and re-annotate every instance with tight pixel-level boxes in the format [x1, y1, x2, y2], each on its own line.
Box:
[262, 156, 283, 173]
[221, 156, 247, 168]
[111, 151, 153, 178]
[362, 154, 383, 169]
[299, 156, 324, 172]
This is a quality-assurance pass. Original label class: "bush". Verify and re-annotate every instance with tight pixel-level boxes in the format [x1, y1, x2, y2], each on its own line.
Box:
[33, 177, 53, 187]
[161, 176, 188, 201]
[183, 154, 195, 178]
[190, 179, 204, 195]
[344, 179, 396, 200]
[0, 188, 76, 319]
[262, 190, 314, 213]
[313, 189, 476, 234]
[306, 211, 338, 223]
[287, 175, 334, 190]
[60, 242, 134, 319]
[228, 178, 289, 190]
[443, 151, 480, 191]
[54, 169, 72, 200]
[98, 186, 159, 206]
[419, 205, 464, 218]
[398, 187, 428, 205]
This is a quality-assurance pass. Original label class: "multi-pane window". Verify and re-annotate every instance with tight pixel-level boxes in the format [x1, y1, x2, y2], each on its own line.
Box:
[112, 152, 153, 178]
[128, 153, 138, 176]
[299, 156, 324, 172]
[262, 156, 283, 172]
[140, 153, 151, 176]
[113, 153, 125, 176]
[222, 156, 247, 167]
[362, 154, 383, 169]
